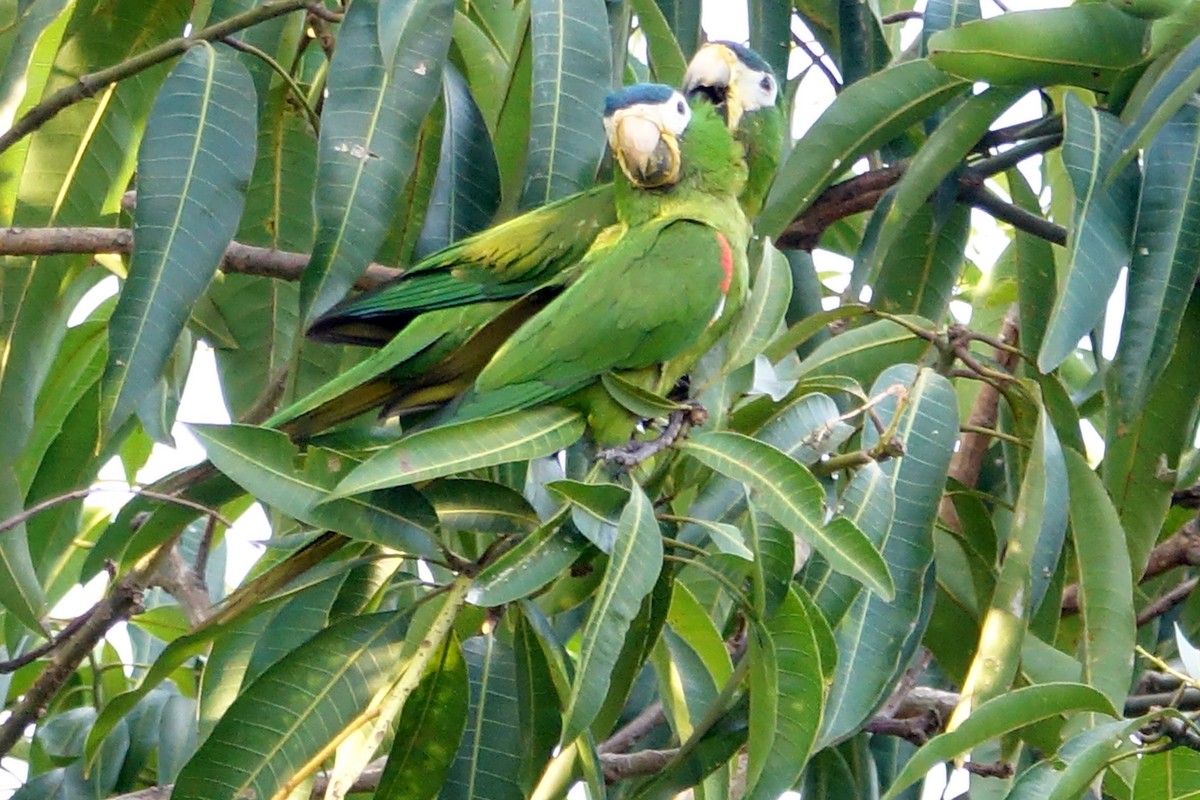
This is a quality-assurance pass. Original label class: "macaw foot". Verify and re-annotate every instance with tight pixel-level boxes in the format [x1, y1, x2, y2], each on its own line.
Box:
[597, 402, 708, 468]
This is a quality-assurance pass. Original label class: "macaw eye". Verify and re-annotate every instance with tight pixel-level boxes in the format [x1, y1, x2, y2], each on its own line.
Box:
[759, 75, 773, 92]
[676, 100, 686, 114]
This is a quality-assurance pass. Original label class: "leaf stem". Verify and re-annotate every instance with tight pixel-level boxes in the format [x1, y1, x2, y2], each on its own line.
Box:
[219, 35, 321, 134]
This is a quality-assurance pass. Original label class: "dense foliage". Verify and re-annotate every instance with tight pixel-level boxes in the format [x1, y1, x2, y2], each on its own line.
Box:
[5, 0, 1200, 798]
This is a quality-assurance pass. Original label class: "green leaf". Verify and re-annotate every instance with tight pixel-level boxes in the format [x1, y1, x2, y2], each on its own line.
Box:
[724, 240, 793, 374]
[758, 60, 969, 237]
[1066, 448, 1135, 712]
[171, 610, 411, 800]
[561, 480, 663, 742]
[331, 407, 585, 495]
[744, 588, 824, 800]
[103, 42, 256, 430]
[749, 0, 790, 81]
[1038, 95, 1140, 371]
[820, 366, 957, 746]
[0, 472, 46, 630]
[861, 88, 1022, 281]
[681, 431, 893, 599]
[1111, 102, 1200, 419]
[927, 5, 1146, 90]
[1113, 33, 1200, 176]
[443, 634, 525, 799]
[628, 0, 687, 86]
[1134, 746, 1200, 799]
[880, 683, 1119, 800]
[1009, 167, 1057, 357]
[1104, 296, 1200, 575]
[415, 62, 501, 255]
[519, 0, 611, 208]
[191, 423, 439, 555]
[467, 508, 589, 606]
[512, 611, 564, 791]
[653, 0, 701, 59]
[300, 0, 454, 322]
[868, 203, 970, 321]
[375, 635, 469, 800]
[425, 478, 540, 536]
[801, 461, 894, 628]
[793, 316, 935, 390]
[602, 372, 688, 418]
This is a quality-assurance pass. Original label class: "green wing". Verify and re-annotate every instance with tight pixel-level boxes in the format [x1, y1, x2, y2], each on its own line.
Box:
[473, 217, 731, 402]
[308, 184, 618, 345]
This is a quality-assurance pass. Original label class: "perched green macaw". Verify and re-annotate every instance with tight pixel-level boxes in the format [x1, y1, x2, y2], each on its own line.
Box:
[306, 42, 781, 349]
[387, 85, 750, 445]
[683, 40, 785, 219]
[282, 84, 749, 445]
[281, 43, 782, 440]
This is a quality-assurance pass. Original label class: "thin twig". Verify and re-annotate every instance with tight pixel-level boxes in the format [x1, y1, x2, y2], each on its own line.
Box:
[220, 36, 320, 133]
[881, 10, 923, 23]
[0, 486, 232, 538]
[961, 183, 1068, 246]
[0, 0, 323, 156]
[1137, 577, 1200, 628]
[598, 702, 666, 754]
[791, 32, 841, 92]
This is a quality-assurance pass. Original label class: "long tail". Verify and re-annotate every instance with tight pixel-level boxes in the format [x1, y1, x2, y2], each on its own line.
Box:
[279, 379, 401, 441]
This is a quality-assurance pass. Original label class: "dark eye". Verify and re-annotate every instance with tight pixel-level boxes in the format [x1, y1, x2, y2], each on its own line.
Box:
[759, 76, 773, 92]
[677, 100, 686, 114]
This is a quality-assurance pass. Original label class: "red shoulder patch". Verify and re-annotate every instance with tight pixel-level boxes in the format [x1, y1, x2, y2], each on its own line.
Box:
[716, 232, 733, 294]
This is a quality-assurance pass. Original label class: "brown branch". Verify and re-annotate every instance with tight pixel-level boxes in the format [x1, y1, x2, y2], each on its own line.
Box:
[1064, 514, 1200, 614]
[0, 1, 324, 157]
[0, 226, 400, 289]
[960, 182, 1068, 246]
[881, 10, 923, 23]
[1137, 577, 1200, 628]
[776, 164, 904, 250]
[939, 310, 1020, 534]
[598, 701, 666, 754]
[600, 748, 677, 783]
[0, 580, 145, 758]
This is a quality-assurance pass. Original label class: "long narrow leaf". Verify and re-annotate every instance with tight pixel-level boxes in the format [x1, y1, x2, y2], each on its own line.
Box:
[104, 43, 256, 429]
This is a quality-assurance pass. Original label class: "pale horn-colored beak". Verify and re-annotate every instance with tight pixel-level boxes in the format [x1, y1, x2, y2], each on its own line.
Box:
[612, 113, 681, 188]
[683, 43, 743, 128]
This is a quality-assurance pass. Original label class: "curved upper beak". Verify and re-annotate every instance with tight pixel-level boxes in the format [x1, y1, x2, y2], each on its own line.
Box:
[612, 114, 681, 188]
[683, 43, 744, 128]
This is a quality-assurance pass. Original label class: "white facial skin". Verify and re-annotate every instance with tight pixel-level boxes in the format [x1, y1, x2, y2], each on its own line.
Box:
[683, 43, 779, 127]
[603, 91, 692, 186]
[732, 59, 778, 112]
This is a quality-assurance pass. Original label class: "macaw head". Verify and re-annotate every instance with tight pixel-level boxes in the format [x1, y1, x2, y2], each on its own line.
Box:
[603, 83, 692, 188]
[682, 41, 779, 130]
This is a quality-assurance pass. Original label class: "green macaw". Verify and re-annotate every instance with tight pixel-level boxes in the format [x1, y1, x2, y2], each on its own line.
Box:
[280, 43, 782, 440]
[282, 85, 749, 446]
[306, 42, 781, 349]
[385, 85, 751, 446]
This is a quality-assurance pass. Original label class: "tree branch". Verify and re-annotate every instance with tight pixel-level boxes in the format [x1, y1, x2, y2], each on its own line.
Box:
[0, 1, 324, 157]
[0, 226, 400, 289]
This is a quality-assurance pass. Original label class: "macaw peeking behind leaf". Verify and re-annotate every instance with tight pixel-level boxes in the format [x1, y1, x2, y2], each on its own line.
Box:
[305, 42, 781, 348]
[282, 84, 749, 450]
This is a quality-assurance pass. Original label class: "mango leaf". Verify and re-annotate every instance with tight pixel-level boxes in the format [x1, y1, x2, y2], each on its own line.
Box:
[1010, 167, 1057, 357]
[1111, 103, 1200, 419]
[300, 0, 454, 322]
[628, 0, 686, 86]
[1038, 95, 1140, 372]
[681, 432, 893, 599]
[519, 0, 611, 208]
[190, 423, 440, 556]
[927, 5, 1146, 91]
[1112, 33, 1200, 176]
[881, 683, 1119, 800]
[1066, 448, 1135, 712]
[171, 610, 412, 800]
[1133, 746, 1200, 799]
[442, 634, 525, 798]
[758, 60, 968, 237]
[744, 588, 824, 800]
[104, 43, 256, 430]
[0, 472, 47, 630]
[723, 239, 793, 374]
[415, 62, 501, 255]
[561, 480, 663, 741]
[820, 366, 957, 746]
[868, 203, 970, 321]
[654, 0, 701, 59]
[860, 87, 1022, 280]
[330, 407, 585, 495]
[467, 508, 589, 607]
[793, 316, 935, 390]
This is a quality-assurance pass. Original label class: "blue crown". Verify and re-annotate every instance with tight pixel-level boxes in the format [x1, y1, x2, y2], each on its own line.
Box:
[710, 41, 774, 77]
[604, 83, 678, 117]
